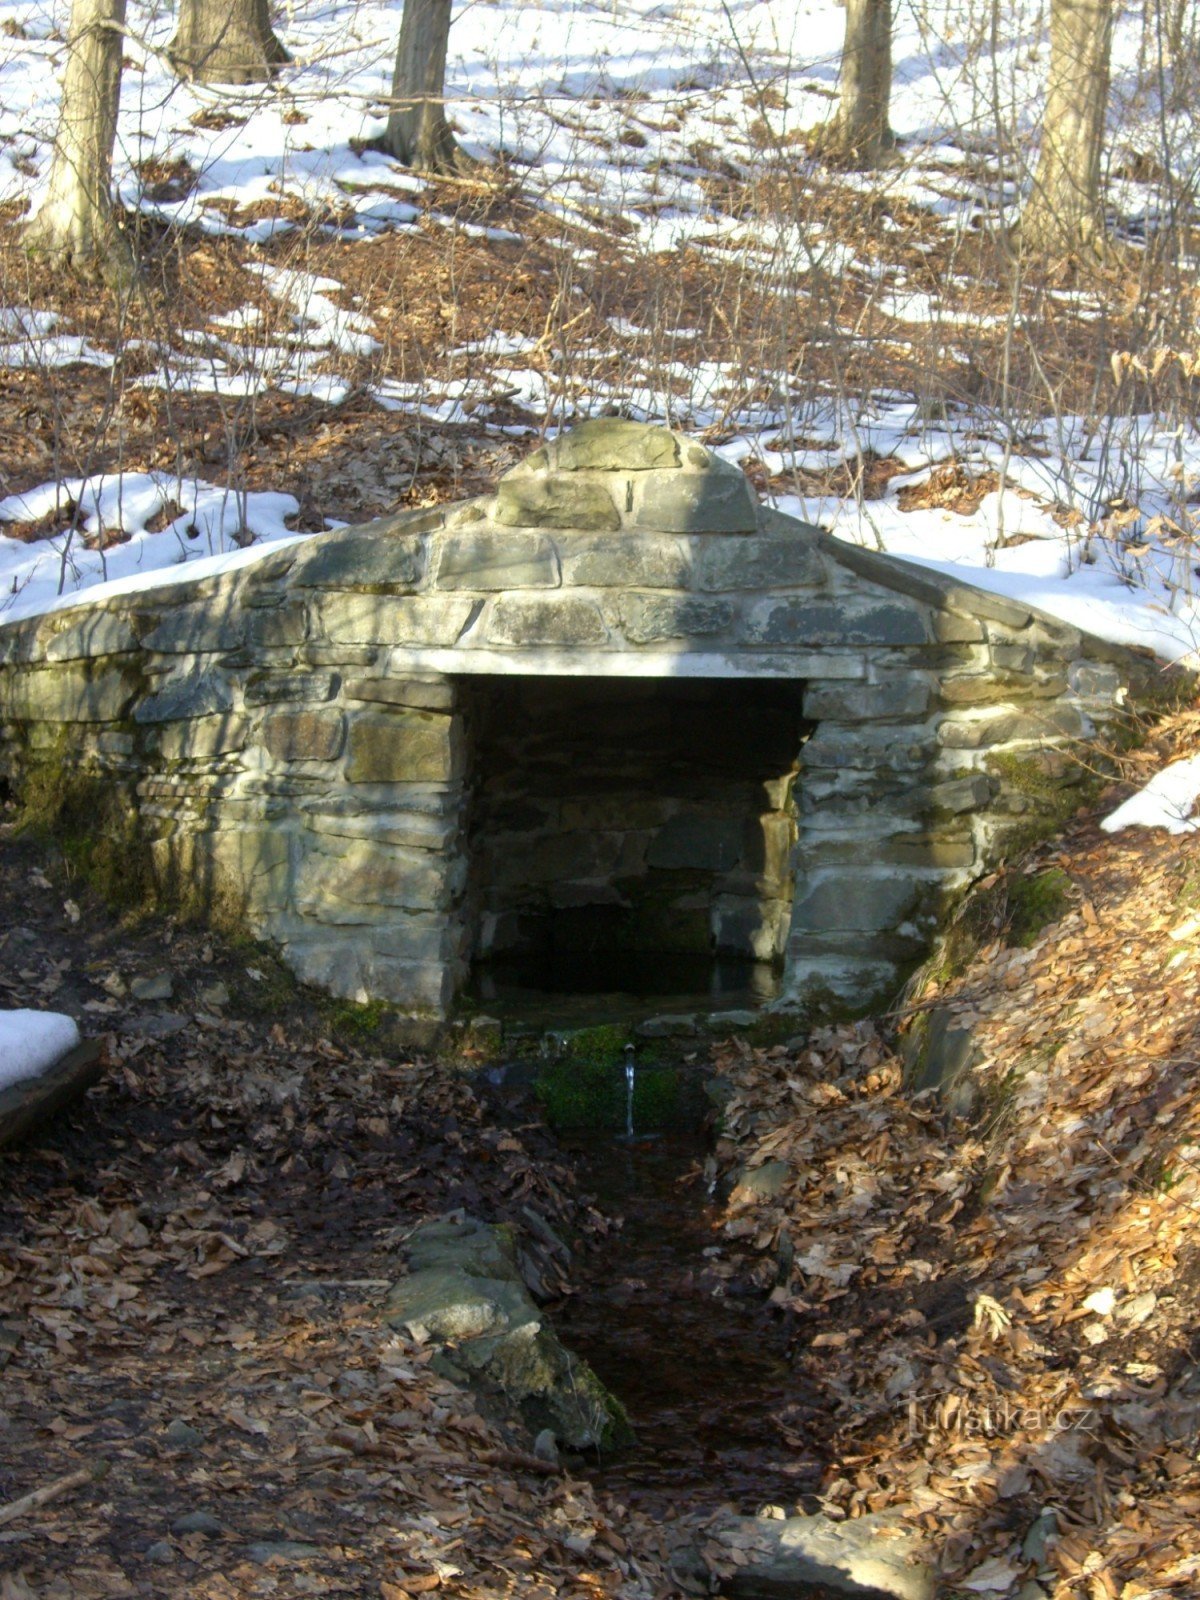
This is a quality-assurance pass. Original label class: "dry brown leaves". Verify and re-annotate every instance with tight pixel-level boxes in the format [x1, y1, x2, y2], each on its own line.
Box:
[709, 729, 1200, 1598]
[0, 835, 674, 1600]
[896, 460, 1002, 516]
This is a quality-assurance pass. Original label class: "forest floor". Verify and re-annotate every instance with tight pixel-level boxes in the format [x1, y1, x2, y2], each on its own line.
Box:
[0, 813, 678, 1600]
[4, 706, 1200, 1598]
[706, 703, 1200, 1598]
[4, 5, 1200, 1595]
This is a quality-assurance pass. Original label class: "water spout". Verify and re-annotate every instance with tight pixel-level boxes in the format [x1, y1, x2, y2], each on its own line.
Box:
[623, 1044, 636, 1140]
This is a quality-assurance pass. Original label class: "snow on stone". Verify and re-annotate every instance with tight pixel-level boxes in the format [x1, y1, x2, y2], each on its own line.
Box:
[0, 1011, 81, 1091]
[0, 473, 306, 624]
[1101, 757, 1200, 837]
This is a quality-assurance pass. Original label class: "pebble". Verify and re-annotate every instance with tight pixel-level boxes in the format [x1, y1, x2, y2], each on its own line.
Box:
[1022, 1509, 1057, 1567]
[164, 1418, 203, 1448]
[199, 981, 230, 1009]
[730, 1160, 790, 1202]
[706, 1009, 758, 1029]
[121, 1012, 189, 1040]
[131, 973, 174, 1001]
[635, 1013, 698, 1038]
[171, 1511, 223, 1536]
[145, 1541, 173, 1564]
[245, 1540, 323, 1564]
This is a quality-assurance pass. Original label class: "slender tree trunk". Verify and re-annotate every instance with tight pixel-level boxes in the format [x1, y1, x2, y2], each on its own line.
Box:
[170, 0, 288, 86]
[1164, 0, 1190, 63]
[1021, 0, 1114, 256]
[25, 0, 131, 279]
[385, 0, 474, 174]
[824, 0, 894, 168]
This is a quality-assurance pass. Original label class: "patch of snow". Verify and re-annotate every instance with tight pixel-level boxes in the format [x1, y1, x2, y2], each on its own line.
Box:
[1101, 757, 1200, 837]
[0, 472, 308, 623]
[255, 266, 380, 358]
[0, 1011, 81, 1090]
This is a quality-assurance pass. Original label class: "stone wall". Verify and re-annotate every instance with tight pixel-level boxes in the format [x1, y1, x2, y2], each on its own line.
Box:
[0, 421, 1152, 1021]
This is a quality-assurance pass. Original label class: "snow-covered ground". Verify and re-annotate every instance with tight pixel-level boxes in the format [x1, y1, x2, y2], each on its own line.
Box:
[0, 1009, 81, 1089]
[1102, 755, 1200, 837]
[0, 0, 1199, 666]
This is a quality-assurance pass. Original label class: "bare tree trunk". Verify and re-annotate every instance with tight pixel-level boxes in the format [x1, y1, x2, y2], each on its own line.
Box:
[1021, 0, 1114, 256]
[822, 0, 894, 168]
[1164, 0, 1191, 62]
[384, 0, 475, 174]
[24, 0, 132, 280]
[170, 0, 288, 86]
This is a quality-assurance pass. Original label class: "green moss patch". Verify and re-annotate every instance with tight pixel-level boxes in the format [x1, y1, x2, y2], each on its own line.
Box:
[533, 1027, 701, 1134]
[16, 737, 150, 910]
[1007, 867, 1072, 947]
[322, 996, 390, 1042]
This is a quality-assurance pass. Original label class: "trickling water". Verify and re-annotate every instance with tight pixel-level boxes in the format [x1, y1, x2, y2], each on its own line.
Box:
[482, 1042, 827, 1512]
[623, 1045, 636, 1140]
[557, 1129, 826, 1514]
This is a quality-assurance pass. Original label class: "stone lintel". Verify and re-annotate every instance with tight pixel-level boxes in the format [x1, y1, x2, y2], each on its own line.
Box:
[367, 647, 867, 678]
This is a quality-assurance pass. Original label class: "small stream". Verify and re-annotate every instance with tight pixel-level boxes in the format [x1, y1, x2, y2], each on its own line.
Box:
[553, 1128, 826, 1515]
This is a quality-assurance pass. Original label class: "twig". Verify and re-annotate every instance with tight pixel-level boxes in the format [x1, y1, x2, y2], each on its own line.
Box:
[475, 1448, 561, 1476]
[0, 1463, 108, 1528]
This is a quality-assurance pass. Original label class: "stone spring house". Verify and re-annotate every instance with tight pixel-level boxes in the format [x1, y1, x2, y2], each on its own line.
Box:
[0, 421, 1151, 1025]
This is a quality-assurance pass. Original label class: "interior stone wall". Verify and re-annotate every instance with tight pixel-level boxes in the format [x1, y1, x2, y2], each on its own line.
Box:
[462, 678, 807, 986]
[0, 421, 1158, 1023]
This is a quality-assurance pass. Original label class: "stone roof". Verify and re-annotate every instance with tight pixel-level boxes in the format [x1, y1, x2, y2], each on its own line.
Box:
[488, 419, 760, 536]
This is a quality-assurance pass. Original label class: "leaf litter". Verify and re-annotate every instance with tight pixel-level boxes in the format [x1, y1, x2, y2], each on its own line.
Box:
[705, 704, 1200, 1597]
[0, 826, 676, 1600]
[7, 711, 1200, 1598]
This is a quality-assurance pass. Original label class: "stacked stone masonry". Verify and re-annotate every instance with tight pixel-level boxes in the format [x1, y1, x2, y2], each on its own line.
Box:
[0, 421, 1151, 1018]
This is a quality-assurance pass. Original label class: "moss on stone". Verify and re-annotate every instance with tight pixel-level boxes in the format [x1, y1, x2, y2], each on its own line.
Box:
[15, 734, 150, 910]
[534, 1027, 694, 1133]
[561, 1023, 631, 1068]
[1006, 867, 1072, 948]
[322, 996, 390, 1041]
[988, 748, 1081, 801]
[742, 1011, 808, 1048]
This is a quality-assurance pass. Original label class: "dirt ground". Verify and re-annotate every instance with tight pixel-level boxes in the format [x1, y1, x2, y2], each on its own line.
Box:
[0, 816, 677, 1600]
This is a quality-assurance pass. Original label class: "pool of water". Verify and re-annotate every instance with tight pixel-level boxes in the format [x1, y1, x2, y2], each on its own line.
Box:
[468, 951, 781, 1030]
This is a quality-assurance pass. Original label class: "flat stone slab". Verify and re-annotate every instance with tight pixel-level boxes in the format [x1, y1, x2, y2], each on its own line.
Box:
[672, 1511, 935, 1600]
[495, 473, 621, 532]
[630, 463, 758, 533]
[548, 418, 684, 471]
[288, 529, 427, 591]
[0, 1023, 105, 1151]
[383, 1213, 629, 1450]
[435, 531, 560, 590]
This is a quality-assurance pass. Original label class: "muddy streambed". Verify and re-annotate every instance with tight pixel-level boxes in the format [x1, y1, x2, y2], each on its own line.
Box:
[552, 1126, 826, 1516]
